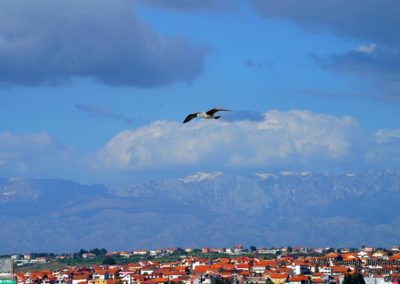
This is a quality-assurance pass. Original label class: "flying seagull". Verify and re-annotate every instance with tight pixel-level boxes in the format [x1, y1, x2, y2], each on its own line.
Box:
[183, 108, 229, 123]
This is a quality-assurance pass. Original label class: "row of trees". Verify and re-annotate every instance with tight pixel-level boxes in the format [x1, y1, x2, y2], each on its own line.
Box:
[73, 248, 107, 258]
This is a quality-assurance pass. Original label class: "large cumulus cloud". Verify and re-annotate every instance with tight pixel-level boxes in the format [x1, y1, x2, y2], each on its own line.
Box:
[94, 110, 400, 172]
[1, 111, 399, 181]
[252, 0, 400, 100]
[0, 0, 207, 87]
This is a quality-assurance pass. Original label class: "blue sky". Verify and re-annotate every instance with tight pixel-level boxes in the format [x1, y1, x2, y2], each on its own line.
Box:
[0, 0, 399, 187]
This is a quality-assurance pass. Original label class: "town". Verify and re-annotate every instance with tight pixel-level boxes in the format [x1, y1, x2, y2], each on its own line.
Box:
[2, 245, 400, 284]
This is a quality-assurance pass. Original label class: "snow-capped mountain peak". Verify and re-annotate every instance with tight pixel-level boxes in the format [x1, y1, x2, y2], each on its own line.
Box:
[179, 171, 223, 183]
[255, 172, 277, 180]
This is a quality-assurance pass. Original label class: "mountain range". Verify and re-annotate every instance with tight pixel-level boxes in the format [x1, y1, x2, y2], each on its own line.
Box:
[1, 170, 400, 254]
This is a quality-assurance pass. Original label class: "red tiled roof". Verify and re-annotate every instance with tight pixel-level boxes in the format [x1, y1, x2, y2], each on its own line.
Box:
[255, 260, 276, 266]
[331, 266, 349, 273]
[223, 264, 235, 270]
[290, 275, 309, 282]
[73, 274, 91, 280]
[218, 258, 230, 264]
[390, 254, 400, 260]
[269, 273, 289, 279]
[236, 263, 250, 269]
[325, 252, 339, 258]
[142, 277, 168, 284]
[194, 265, 209, 273]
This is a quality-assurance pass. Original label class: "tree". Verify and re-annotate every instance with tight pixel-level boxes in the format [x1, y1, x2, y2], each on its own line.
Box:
[336, 255, 344, 262]
[102, 257, 117, 265]
[73, 249, 88, 259]
[176, 247, 187, 254]
[352, 273, 366, 284]
[342, 272, 365, 284]
[90, 248, 107, 256]
[342, 274, 352, 284]
[250, 245, 257, 252]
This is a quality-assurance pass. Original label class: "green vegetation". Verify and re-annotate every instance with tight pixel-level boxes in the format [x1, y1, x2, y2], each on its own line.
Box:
[102, 257, 116, 265]
[73, 248, 107, 259]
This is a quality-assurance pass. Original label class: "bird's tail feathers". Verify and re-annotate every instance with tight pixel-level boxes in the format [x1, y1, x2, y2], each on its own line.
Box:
[214, 116, 221, 119]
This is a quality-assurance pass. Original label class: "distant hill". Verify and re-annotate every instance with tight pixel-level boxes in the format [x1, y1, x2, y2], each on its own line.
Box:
[1, 170, 400, 254]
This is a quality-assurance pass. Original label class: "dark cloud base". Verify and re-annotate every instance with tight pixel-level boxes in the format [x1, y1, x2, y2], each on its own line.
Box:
[0, 0, 207, 87]
[252, 0, 400, 101]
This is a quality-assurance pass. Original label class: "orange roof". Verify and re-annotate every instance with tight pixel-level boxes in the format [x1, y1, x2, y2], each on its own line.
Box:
[325, 252, 339, 258]
[108, 268, 121, 274]
[194, 265, 209, 273]
[290, 275, 309, 281]
[154, 268, 172, 274]
[390, 254, 400, 260]
[343, 256, 359, 261]
[175, 266, 187, 271]
[294, 261, 309, 266]
[73, 274, 90, 280]
[276, 268, 291, 273]
[220, 271, 233, 277]
[331, 266, 349, 273]
[218, 258, 231, 264]
[163, 271, 185, 277]
[312, 278, 325, 283]
[269, 273, 289, 279]
[255, 260, 276, 266]
[236, 263, 250, 269]
[15, 273, 27, 281]
[342, 252, 357, 257]
[223, 264, 235, 270]
[142, 277, 168, 284]
[210, 263, 223, 270]
[389, 274, 400, 278]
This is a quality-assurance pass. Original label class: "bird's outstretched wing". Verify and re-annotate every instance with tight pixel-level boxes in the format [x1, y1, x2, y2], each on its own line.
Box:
[205, 108, 229, 115]
[183, 112, 199, 123]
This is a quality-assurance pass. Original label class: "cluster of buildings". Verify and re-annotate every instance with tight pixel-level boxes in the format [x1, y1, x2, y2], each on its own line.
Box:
[8, 246, 400, 284]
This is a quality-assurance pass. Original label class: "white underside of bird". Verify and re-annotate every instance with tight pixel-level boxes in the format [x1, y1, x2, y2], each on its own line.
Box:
[183, 108, 229, 123]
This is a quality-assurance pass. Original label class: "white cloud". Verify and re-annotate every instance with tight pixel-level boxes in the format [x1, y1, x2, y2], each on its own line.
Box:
[355, 43, 377, 54]
[376, 129, 400, 144]
[1, 111, 398, 182]
[93, 109, 397, 172]
[0, 132, 74, 177]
